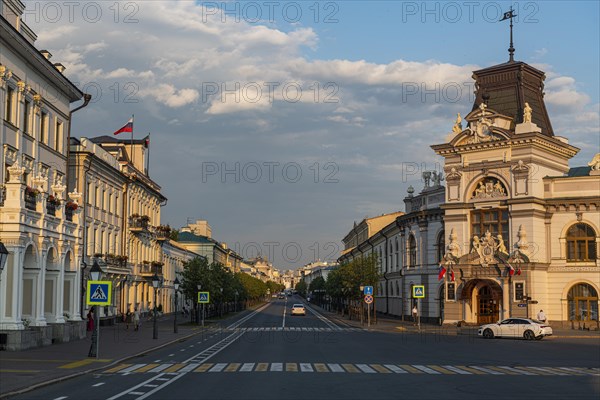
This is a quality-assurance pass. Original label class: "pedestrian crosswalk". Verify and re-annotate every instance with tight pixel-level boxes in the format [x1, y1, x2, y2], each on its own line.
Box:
[229, 327, 363, 333]
[104, 362, 599, 376]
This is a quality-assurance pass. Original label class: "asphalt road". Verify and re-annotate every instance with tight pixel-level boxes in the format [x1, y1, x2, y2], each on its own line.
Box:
[11, 296, 600, 400]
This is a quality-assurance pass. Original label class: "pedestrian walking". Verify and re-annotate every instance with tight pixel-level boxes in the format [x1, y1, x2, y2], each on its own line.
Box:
[537, 309, 547, 323]
[125, 310, 132, 330]
[133, 308, 140, 331]
[86, 307, 94, 332]
[412, 305, 418, 325]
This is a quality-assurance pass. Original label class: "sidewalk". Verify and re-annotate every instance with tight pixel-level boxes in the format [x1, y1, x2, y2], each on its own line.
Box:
[314, 303, 600, 338]
[0, 311, 239, 398]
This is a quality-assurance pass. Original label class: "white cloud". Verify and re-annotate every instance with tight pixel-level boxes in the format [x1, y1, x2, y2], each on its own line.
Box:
[142, 84, 199, 108]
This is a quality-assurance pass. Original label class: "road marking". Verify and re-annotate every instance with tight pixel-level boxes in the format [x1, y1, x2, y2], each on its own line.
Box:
[59, 359, 99, 369]
[270, 363, 283, 372]
[120, 364, 147, 373]
[413, 365, 440, 374]
[133, 364, 160, 373]
[148, 364, 173, 373]
[178, 363, 200, 373]
[92, 382, 105, 387]
[398, 365, 424, 374]
[356, 364, 376, 373]
[104, 364, 132, 373]
[240, 363, 255, 372]
[370, 364, 391, 373]
[496, 366, 536, 375]
[0, 369, 41, 373]
[209, 363, 227, 372]
[384, 364, 408, 374]
[300, 363, 314, 372]
[427, 365, 455, 374]
[314, 363, 329, 372]
[282, 305, 286, 328]
[442, 365, 472, 375]
[286, 363, 298, 372]
[225, 363, 241, 372]
[342, 364, 360, 373]
[256, 363, 269, 372]
[468, 366, 504, 375]
[194, 364, 213, 373]
[558, 367, 591, 375]
[328, 363, 344, 373]
[129, 392, 145, 396]
[164, 364, 186, 373]
[144, 385, 158, 388]
[454, 366, 486, 375]
[53, 397, 68, 400]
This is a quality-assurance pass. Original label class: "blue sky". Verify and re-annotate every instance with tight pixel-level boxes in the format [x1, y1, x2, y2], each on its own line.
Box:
[25, 1, 600, 269]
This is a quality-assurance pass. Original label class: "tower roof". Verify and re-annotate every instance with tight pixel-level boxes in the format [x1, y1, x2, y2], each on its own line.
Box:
[471, 61, 554, 136]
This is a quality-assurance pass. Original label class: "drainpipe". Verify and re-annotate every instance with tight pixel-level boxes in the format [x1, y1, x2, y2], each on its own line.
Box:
[65, 94, 91, 186]
[381, 231, 390, 315]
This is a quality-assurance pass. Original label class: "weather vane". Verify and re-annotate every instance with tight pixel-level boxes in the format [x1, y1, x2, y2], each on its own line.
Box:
[500, 6, 517, 62]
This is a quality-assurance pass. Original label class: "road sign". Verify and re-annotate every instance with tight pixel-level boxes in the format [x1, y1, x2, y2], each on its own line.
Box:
[364, 295, 373, 304]
[87, 281, 112, 306]
[412, 285, 425, 299]
[517, 303, 527, 308]
[363, 286, 373, 295]
[198, 291, 210, 304]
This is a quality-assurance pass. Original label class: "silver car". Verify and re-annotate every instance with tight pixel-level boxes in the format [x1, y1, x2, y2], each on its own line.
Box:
[478, 318, 553, 340]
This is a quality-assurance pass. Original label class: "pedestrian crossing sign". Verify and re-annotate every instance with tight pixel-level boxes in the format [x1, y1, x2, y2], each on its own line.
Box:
[198, 292, 210, 304]
[412, 285, 425, 299]
[87, 281, 112, 305]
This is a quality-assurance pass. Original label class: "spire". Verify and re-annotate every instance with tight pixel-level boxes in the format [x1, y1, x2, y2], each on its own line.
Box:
[500, 7, 517, 62]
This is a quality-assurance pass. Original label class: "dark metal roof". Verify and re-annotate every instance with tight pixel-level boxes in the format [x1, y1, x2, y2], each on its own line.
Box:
[471, 61, 554, 136]
[89, 135, 147, 145]
[567, 166, 592, 177]
[177, 232, 214, 244]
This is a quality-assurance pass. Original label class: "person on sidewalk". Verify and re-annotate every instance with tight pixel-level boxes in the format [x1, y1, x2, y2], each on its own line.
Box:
[125, 310, 132, 330]
[412, 305, 418, 325]
[86, 307, 94, 332]
[133, 308, 140, 331]
[537, 309, 547, 323]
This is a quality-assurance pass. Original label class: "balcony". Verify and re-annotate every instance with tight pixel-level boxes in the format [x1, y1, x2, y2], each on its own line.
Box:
[129, 215, 150, 232]
[24, 187, 38, 211]
[154, 225, 172, 242]
[139, 262, 163, 276]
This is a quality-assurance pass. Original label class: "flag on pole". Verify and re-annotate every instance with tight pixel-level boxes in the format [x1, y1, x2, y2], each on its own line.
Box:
[506, 263, 515, 276]
[500, 10, 516, 21]
[516, 267, 522, 276]
[438, 265, 447, 281]
[450, 268, 455, 282]
[113, 117, 134, 136]
[144, 135, 150, 148]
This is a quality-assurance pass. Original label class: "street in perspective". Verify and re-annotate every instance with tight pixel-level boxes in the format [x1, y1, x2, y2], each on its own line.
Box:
[0, 1, 599, 400]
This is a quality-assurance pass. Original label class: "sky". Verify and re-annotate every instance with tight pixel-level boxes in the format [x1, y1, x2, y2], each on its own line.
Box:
[23, 0, 600, 269]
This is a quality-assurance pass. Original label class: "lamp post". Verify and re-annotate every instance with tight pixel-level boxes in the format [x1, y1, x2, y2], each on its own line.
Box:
[173, 277, 180, 333]
[88, 260, 102, 358]
[152, 273, 160, 339]
[235, 290, 239, 312]
[197, 284, 202, 326]
[220, 287, 223, 317]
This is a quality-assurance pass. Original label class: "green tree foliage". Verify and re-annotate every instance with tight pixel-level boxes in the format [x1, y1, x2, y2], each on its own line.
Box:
[295, 280, 308, 296]
[266, 280, 284, 294]
[325, 253, 380, 300]
[308, 276, 326, 293]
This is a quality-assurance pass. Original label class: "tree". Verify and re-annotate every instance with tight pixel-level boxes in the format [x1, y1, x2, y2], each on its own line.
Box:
[295, 280, 308, 296]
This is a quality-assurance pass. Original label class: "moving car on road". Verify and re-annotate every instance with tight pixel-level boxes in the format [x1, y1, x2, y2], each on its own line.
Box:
[478, 318, 553, 340]
[291, 304, 306, 316]
[278, 293, 286, 299]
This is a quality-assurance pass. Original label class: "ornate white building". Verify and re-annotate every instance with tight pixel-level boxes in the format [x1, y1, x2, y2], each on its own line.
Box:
[0, 0, 88, 348]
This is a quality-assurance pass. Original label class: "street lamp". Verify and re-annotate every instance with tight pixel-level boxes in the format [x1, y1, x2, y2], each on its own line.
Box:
[235, 290, 239, 312]
[152, 273, 160, 339]
[173, 277, 180, 333]
[88, 260, 102, 358]
[0, 241, 9, 274]
[197, 284, 202, 326]
[220, 287, 223, 317]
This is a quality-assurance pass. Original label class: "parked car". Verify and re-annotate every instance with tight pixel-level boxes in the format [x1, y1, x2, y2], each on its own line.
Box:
[291, 304, 306, 316]
[278, 293, 285, 299]
[478, 318, 553, 340]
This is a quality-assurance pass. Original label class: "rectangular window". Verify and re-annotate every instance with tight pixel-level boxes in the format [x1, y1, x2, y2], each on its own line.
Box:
[87, 182, 92, 205]
[514, 282, 525, 302]
[55, 120, 63, 152]
[40, 111, 47, 143]
[471, 209, 509, 249]
[23, 100, 31, 133]
[5, 86, 14, 123]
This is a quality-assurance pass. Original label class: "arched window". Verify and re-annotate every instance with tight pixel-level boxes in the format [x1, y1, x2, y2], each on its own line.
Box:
[566, 223, 597, 261]
[396, 281, 400, 297]
[408, 235, 417, 268]
[437, 230, 445, 263]
[568, 283, 598, 322]
[395, 237, 399, 270]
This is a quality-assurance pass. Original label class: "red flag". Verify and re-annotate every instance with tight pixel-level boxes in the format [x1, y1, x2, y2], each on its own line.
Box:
[507, 263, 515, 276]
[438, 265, 447, 281]
[144, 135, 150, 148]
[113, 117, 133, 135]
[450, 268, 455, 282]
[516, 267, 522, 276]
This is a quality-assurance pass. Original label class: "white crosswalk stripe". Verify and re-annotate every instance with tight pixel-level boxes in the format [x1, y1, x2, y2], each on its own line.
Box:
[356, 364, 376, 373]
[384, 364, 408, 373]
[413, 365, 440, 374]
[469, 366, 504, 375]
[442, 365, 472, 375]
[328, 363, 344, 373]
[270, 363, 283, 372]
[300, 363, 314, 372]
[209, 363, 228, 372]
[240, 363, 255, 372]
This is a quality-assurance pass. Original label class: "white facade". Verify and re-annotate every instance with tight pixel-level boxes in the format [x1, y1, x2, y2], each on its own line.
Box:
[0, 0, 85, 336]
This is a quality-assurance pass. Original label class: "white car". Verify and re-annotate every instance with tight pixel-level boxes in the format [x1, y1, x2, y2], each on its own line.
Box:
[291, 304, 306, 316]
[478, 318, 553, 340]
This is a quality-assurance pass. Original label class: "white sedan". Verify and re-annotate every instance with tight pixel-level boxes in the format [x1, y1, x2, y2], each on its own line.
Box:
[478, 318, 553, 340]
[291, 304, 306, 316]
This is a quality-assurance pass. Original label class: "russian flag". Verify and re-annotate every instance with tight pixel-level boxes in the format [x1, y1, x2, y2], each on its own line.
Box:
[438, 265, 447, 281]
[450, 268, 455, 282]
[507, 263, 515, 276]
[113, 117, 133, 135]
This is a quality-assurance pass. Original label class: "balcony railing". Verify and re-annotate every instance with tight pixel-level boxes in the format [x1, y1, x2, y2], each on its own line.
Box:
[129, 215, 150, 232]
[65, 206, 73, 221]
[46, 201, 56, 216]
[24, 193, 37, 211]
[139, 263, 163, 275]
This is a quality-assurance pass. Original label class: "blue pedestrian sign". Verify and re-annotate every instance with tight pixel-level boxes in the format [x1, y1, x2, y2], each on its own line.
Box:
[86, 281, 112, 306]
[412, 285, 425, 299]
[363, 286, 373, 295]
[198, 292, 210, 304]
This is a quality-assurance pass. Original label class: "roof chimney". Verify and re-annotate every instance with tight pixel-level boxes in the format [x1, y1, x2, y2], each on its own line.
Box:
[40, 50, 52, 60]
[54, 63, 66, 73]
